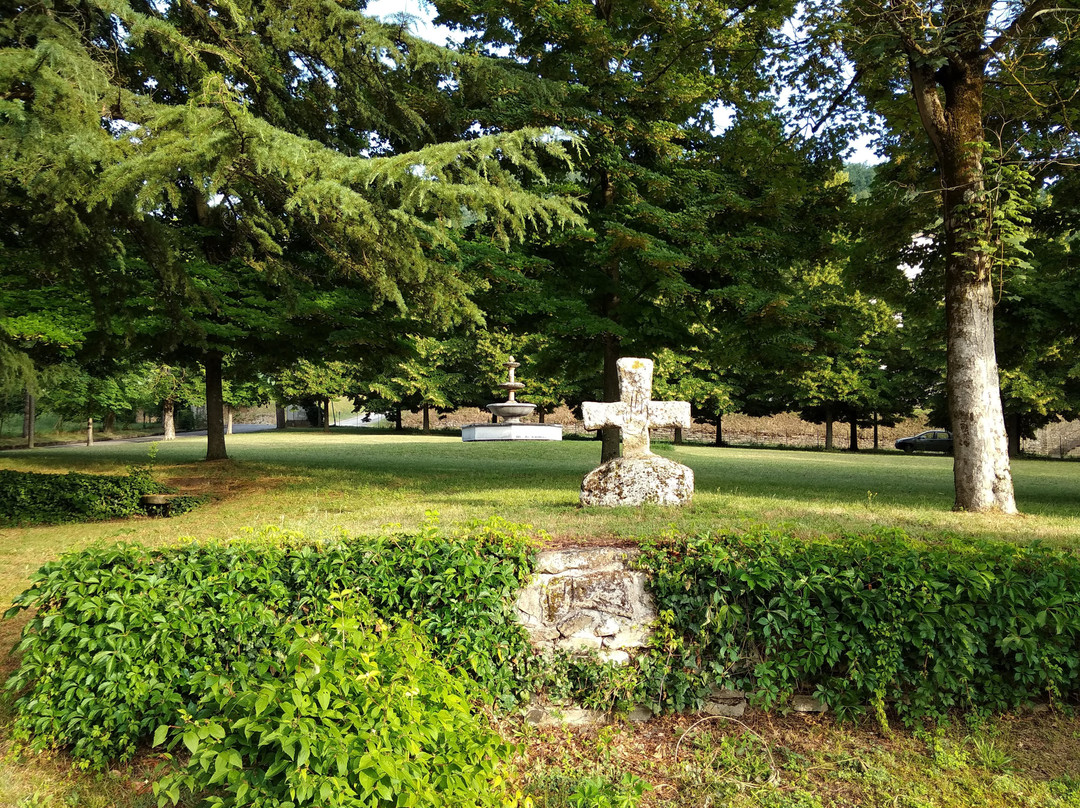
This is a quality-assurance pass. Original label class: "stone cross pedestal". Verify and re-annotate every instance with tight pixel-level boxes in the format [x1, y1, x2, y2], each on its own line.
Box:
[580, 357, 694, 506]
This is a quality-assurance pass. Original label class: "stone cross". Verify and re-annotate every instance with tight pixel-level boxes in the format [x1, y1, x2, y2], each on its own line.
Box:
[582, 358, 691, 457]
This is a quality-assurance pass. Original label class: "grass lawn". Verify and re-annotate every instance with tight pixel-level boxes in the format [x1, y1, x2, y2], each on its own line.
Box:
[2, 429, 1080, 807]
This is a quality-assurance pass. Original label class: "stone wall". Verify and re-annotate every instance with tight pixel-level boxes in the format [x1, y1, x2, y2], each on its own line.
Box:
[513, 548, 656, 665]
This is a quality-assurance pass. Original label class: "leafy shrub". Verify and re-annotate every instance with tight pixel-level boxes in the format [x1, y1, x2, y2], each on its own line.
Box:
[636, 529, 1080, 720]
[0, 466, 168, 524]
[4, 518, 536, 766]
[154, 596, 513, 808]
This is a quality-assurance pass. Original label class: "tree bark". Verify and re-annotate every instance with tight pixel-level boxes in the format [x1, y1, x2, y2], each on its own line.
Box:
[163, 399, 176, 440]
[599, 165, 622, 464]
[204, 350, 228, 461]
[903, 8, 1016, 513]
[86, 416, 93, 446]
[275, 404, 286, 429]
[225, 405, 234, 435]
[824, 405, 834, 450]
[715, 413, 723, 446]
[538, 410, 546, 424]
[323, 399, 331, 432]
[1006, 413, 1022, 458]
[23, 390, 35, 449]
[873, 412, 879, 451]
[422, 403, 430, 432]
[103, 411, 115, 433]
[674, 426, 684, 445]
[395, 407, 403, 431]
[601, 331, 621, 462]
[849, 415, 859, 452]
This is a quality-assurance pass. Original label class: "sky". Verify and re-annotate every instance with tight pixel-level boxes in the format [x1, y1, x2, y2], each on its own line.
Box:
[364, 0, 883, 165]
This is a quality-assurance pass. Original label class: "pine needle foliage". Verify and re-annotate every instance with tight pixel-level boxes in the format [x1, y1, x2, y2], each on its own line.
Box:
[0, 0, 584, 374]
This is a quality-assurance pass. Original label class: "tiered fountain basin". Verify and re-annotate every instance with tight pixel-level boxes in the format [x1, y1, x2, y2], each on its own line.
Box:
[461, 358, 563, 442]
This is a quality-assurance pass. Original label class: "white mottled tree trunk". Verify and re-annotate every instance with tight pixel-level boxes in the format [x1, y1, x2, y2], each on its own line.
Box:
[947, 278, 1016, 512]
[904, 11, 1016, 513]
[163, 399, 176, 440]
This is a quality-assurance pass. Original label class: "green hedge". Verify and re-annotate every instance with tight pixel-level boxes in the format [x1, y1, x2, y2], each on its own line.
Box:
[153, 598, 513, 808]
[0, 466, 204, 524]
[4, 519, 535, 767]
[637, 529, 1080, 720]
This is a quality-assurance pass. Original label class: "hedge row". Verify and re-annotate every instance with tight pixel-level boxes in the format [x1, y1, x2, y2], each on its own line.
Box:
[637, 529, 1080, 720]
[0, 467, 204, 524]
[5, 519, 535, 767]
[7, 521, 1080, 792]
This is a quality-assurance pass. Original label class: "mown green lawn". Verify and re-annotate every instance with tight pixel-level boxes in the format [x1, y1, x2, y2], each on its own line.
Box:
[2, 429, 1079, 807]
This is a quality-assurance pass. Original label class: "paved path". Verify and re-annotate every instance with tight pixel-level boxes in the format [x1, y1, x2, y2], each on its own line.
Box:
[26, 423, 277, 449]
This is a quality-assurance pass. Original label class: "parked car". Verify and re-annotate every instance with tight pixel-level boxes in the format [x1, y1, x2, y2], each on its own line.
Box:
[895, 430, 953, 454]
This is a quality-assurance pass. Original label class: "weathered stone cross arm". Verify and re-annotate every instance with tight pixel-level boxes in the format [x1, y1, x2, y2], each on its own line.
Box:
[581, 358, 691, 457]
[581, 400, 691, 431]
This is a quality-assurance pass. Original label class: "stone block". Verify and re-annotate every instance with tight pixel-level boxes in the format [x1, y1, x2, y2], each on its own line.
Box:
[791, 695, 828, 713]
[626, 706, 653, 723]
[557, 634, 604, 652]
[570, 571, 638, 618]
[609, 626, 650, 649]
[598, 649, 631, 665]
[596, 617, 621, 637]
[535, 548, 633, 575]
[580, 455, 694, 507]
[525, 625, 561, 643]
[704, 699, 746, 718]
[557, 612, 596, 637]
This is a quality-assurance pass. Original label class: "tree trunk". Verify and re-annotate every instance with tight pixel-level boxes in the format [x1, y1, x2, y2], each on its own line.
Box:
[422, 404, 430, 432]
[674, 426, 684, 445]
[204, 350, 228, 461]
[86, 416, 93, 447]
[824, 406, 834, 450]
[395, 407, 403, 431]
[323, 399, 331, 432]
[715, 413, 723, 446]
[103, 411, 115, 433]
[163, 398, 176, 440]
[226, 405, 234, 435]
[275, 404, 286, 429]
[600, 331, 621, 462]
[599, 163, 622, 464]
[538, 410, 546, 424]
[873, 412, 879, 450]
[849, 415, 859, 452]
[905, 25, 1016, 513]
[1006, 413, 1022, 458]
[23, 390, 35, 449]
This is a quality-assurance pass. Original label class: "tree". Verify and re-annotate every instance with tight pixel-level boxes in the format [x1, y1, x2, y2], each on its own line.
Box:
[1, 0, 583, 461]
[434, 0, 821, 461]
[275, 361, 354, 431]
[802, 0, 1080, 511]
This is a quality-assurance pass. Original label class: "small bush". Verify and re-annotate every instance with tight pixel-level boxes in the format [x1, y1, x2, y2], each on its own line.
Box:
[154, 596, 513, 808]
[4, 518, 536, 766]
[636, 529, 1080, 720]
[0, 467, 167, 524]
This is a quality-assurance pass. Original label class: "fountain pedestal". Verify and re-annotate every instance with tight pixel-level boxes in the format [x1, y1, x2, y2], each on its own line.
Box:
[462, 356, 563, 442]
[461, 421, 563, 442]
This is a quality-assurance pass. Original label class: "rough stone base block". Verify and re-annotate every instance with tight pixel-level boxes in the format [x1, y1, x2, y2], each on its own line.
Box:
[580, 455, 694, 507]
[515, 548, 656, 662]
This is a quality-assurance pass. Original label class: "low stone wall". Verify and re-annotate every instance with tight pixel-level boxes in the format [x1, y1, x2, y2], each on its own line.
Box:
[514, 548, 655, 665]
[513, 547, 831, 726]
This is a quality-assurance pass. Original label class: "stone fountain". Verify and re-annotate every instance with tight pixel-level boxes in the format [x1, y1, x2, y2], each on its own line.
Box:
[461, 357, 563, 442]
